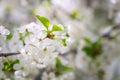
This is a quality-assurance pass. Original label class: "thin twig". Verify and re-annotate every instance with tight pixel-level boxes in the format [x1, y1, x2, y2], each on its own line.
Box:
[86, 0, 93, 7]
[102, 24, 120, 39]
[0, 53, 20, 57]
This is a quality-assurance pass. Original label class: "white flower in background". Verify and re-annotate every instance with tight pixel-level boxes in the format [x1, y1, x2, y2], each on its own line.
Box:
[105, 59, 120, 80]
[0, 47, 2, 52]
[41, 57, 75, 80]
[51, 0, 77, 13]
[75, 42, 94, 74]
[0, 26, 10, 36]
[42, 71, 74, 80]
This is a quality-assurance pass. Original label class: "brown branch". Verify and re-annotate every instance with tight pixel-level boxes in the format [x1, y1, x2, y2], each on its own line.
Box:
[102, 24, 120, 39]
[0, 53, 20, 57]
[86, 0, 93, 7]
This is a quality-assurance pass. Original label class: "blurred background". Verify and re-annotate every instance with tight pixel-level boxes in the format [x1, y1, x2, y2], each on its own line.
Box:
[1, 0, 120, 80]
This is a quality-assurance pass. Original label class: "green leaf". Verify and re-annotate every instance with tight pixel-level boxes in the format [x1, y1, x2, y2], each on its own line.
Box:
[55, 58, 62, 69]
[36, 15, 50, 29]
[66, 33, 70, 37]
[62, 39, 67, 46]
[82, 46, 92, 57]
[42, 30, 51, 34]
[55, 58, 74, 72]
[82, 37, 102, 59]
[0, 78, 4, 80]
[83, 37, 91, 44]
[19, 29, 30, 41]
[61, 65, 74, 71]
[24, 29, 30, 37]
[93, 37, 102, 47]
[19, 33, 24, 41]
[2, 59, 20, 72]
[6, 33, 13, 40]
[13, 59, 20, 64]
[70, 10, 79, 19]
[52, 25, 64, 31]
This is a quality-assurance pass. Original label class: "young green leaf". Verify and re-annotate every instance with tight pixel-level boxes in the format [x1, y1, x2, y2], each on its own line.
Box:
[70, 10, 79, 19]
[83, 37, 92, 44]
[55, 57, 62, 70]
[2, 59, 20, 72]
[52, 25, 64, 31]
[25, 29, 30, 37]
[66, 33, 70, 37]
[55, 58, 74, 72]
[42, 30, 51, 34]
[13, 59, 20, 64]
[19, 29, 30, 41]
[82, 37, 102, 59]
[61, 65, 74, 71]
[19, 33, 24, 41]
[62, 39, 67, 46]
[6, 33, 13, 40]
[82, 46, 93, 57]
[36, 15, 50, 29]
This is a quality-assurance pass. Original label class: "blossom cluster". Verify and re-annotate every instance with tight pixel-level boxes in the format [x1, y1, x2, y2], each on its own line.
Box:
[0, 15, 73, 80]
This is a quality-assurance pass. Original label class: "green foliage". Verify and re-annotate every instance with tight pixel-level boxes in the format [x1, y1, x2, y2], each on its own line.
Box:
[55, 58, 61, 69]
[0, 78, 4, 80]
[24, 29, 30, 37]
[83, 37, 92, 44]
[97, 69, 105, 79]
[55, 58, 74, 75]
[36, 15, 66, 40]
[36, 15, 68, 47]
[42, 30, 50, 34]
[82, 37, 102, 59]
[19, 29, 30, 41]
[19, 33, 24, 40]
[61, 39, 67, 46]
[36, 15, 50, 29]
[2, 59, 20, 72]
[6, 33, 13, 40]
[36, 15, 65, 32]
[70, 10, 79, 19]
[52, 25, 64, 31]
[66, 33, 70, 37]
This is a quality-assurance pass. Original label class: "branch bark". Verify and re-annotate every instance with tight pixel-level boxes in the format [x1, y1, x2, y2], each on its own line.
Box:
[0, 53, 20, 57]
